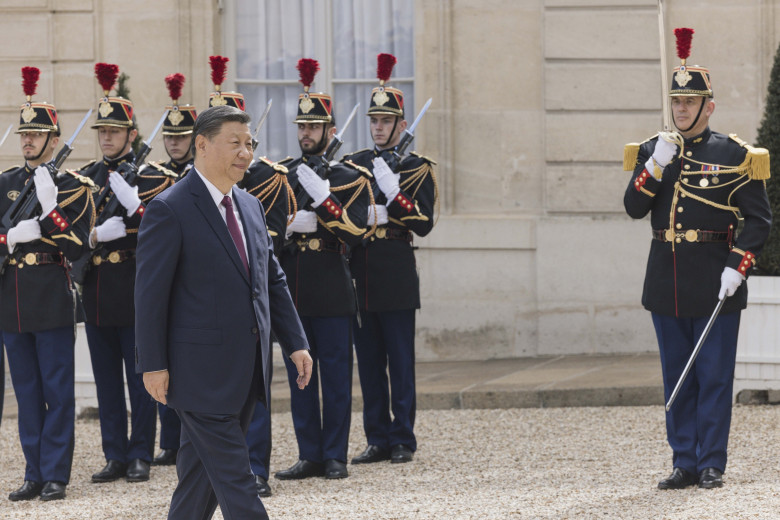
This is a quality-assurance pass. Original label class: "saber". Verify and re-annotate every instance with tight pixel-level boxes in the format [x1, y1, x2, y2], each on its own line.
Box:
[52, 108, 93, 168]
[335, 102, 360, 142]
[665, 296, 727, 412]
[658, 0, 671, 132]
[407, 97, 433, 136]
[0, 124, 13, 149]
[252, 98, 273, 157]
[144, 110, 168, 149]
[135, 110, 168, 165]
[392, 98, 433, 161]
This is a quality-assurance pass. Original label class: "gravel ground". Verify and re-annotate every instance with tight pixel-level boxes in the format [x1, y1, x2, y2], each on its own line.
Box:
[2, 405, 780, 519]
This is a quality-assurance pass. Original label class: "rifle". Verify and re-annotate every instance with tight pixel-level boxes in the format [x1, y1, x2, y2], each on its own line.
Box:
[297, 103, 360, 208]
[92, 111, 167, 227]
[1, 109, 93, 229]
[382, 98, 432, 171]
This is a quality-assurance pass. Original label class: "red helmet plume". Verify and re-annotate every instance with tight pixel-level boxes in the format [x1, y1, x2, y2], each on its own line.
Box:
[674, 28, 694, 62]
[165, 73, 186, 104]
[376, 53, 397, 85]
[21, 67, 40, 100]
[210, 56, 229, 89]
[95, 63, 120, 95]
[297, 59, 320, 92]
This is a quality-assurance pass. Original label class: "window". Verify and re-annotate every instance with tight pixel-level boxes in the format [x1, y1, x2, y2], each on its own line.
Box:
[227, 0, 415, 160]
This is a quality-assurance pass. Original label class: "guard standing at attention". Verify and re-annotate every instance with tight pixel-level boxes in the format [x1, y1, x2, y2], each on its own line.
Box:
[78, 63, 175, 485]
[150, 72, 197, 467]
[623, 28, 771, 490]
[4, 67, 95, 501]
[342, 54, 438, 465]
[274, 58, 373, 481]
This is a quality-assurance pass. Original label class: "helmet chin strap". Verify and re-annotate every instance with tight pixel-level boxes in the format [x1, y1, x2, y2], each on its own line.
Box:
[377, 117, 400, 149]
[27, 132, 53, 164]
[674, 98, 707, 134]
[106, 129, 132, 161]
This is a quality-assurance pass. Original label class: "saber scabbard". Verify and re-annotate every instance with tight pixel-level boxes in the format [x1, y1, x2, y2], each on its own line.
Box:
[665, 296, 727, 412]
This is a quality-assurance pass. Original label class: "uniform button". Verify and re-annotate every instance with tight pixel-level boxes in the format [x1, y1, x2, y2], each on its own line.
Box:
[686, 151, 692, 157]
[675, 238, 681, 243]
[251, 327, 258, 335]
[682, 178, 689, 184]
[680, 193, 686, 198]
[676, 223, 682, 229]
[684, 164, 691, 170]
[677, 207, 684, 213]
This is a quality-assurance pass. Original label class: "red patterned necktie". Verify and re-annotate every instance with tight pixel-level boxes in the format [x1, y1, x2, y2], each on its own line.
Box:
[221, 195, 249, 275]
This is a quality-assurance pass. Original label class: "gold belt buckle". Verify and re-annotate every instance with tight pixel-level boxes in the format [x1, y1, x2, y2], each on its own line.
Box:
[308, 238, 321, 251]
[93, 255, 103, 266]
[24, 252, 37, 266]
[108, 251, 121, 263]
[684, 229, 699, 242]
[664, 229, 674, 242]
[376, 227, 387, 239]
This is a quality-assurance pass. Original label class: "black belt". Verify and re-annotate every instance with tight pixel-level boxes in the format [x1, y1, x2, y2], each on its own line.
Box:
[294, 238, 346, 254]
[8, 252, 64, 267]
[652, 229, 731, 243]
[373, 227, 412, 242]
[92, 249, 136, 265]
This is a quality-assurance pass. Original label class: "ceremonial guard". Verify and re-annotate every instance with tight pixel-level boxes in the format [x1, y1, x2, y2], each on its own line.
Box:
[274, 59, 372, 481]
[78, 63, 175, 484]
[3, 68, 95, 501]
[342, 54, 437, 465]
[239, 125, 295, 497]
[623, 29, 771, 490]
[150, 73, 197, 467]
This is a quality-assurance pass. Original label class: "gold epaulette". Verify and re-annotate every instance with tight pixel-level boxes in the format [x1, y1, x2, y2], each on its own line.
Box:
[730, 134, 770, 180]
[145, 161, 178, 179]
[74, 159, 96, 172]
[1, 165, 20, 175]
[63, 170, 97, 189]
[410, 151, 437, 165]
[623, 136, 655, 171]
[277, 156, 294, 165]
[341, 148, 371, 160]
[256, 156, 289, 174]
[343, 160, 374, 179]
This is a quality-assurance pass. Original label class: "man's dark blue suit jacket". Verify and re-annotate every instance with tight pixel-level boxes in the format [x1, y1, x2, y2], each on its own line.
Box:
[135, 169, 308, 415]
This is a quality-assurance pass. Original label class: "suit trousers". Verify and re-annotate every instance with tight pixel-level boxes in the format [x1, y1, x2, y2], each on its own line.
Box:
[652, 310, 740, 474]
[353, 309, 417, 451]
[0, 341, 4, 428]
[4, 326, 75, 484]
[158, 402, 182, 451]
[168, 352, 267, 520]
[86, 323, 156, 463]
[283, 315, 352, 463]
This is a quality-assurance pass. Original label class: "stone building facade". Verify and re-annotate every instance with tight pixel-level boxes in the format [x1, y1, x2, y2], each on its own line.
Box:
[0, 0, 778, 374]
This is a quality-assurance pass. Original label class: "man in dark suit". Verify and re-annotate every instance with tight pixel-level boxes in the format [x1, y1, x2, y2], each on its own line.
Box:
[135, 105, 312, 520]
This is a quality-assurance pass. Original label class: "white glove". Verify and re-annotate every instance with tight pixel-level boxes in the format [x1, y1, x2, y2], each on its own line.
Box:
[285, 210, 318, 237]
[109, 171, 142, 216]
[372, 157, 400, 201]
[367, 204, 389, 226]
[7, 218, 42, 252]
[296, 164, 331, 207]
[92, 216, 127, 247]
[652, 134, 678, 169]
[34, 165, 58, 216]
[718, 266, 745, 300]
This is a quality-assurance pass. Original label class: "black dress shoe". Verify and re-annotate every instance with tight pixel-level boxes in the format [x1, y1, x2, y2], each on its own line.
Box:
[9, 481, 42, 501]
[391, 444, 414, 464]
[657, 467, 698, 490]
[698, 467, 724, 489]
[351, 445, 390, 464]
[40, 481, 66, 501]
[324, 459, 348, 479]
[126, 459, 151, 482]
[152, 449, 178, 466]
[255, 475, 272, 497]
[92, 460, 127, 483]
[274, 460, 325, 480]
